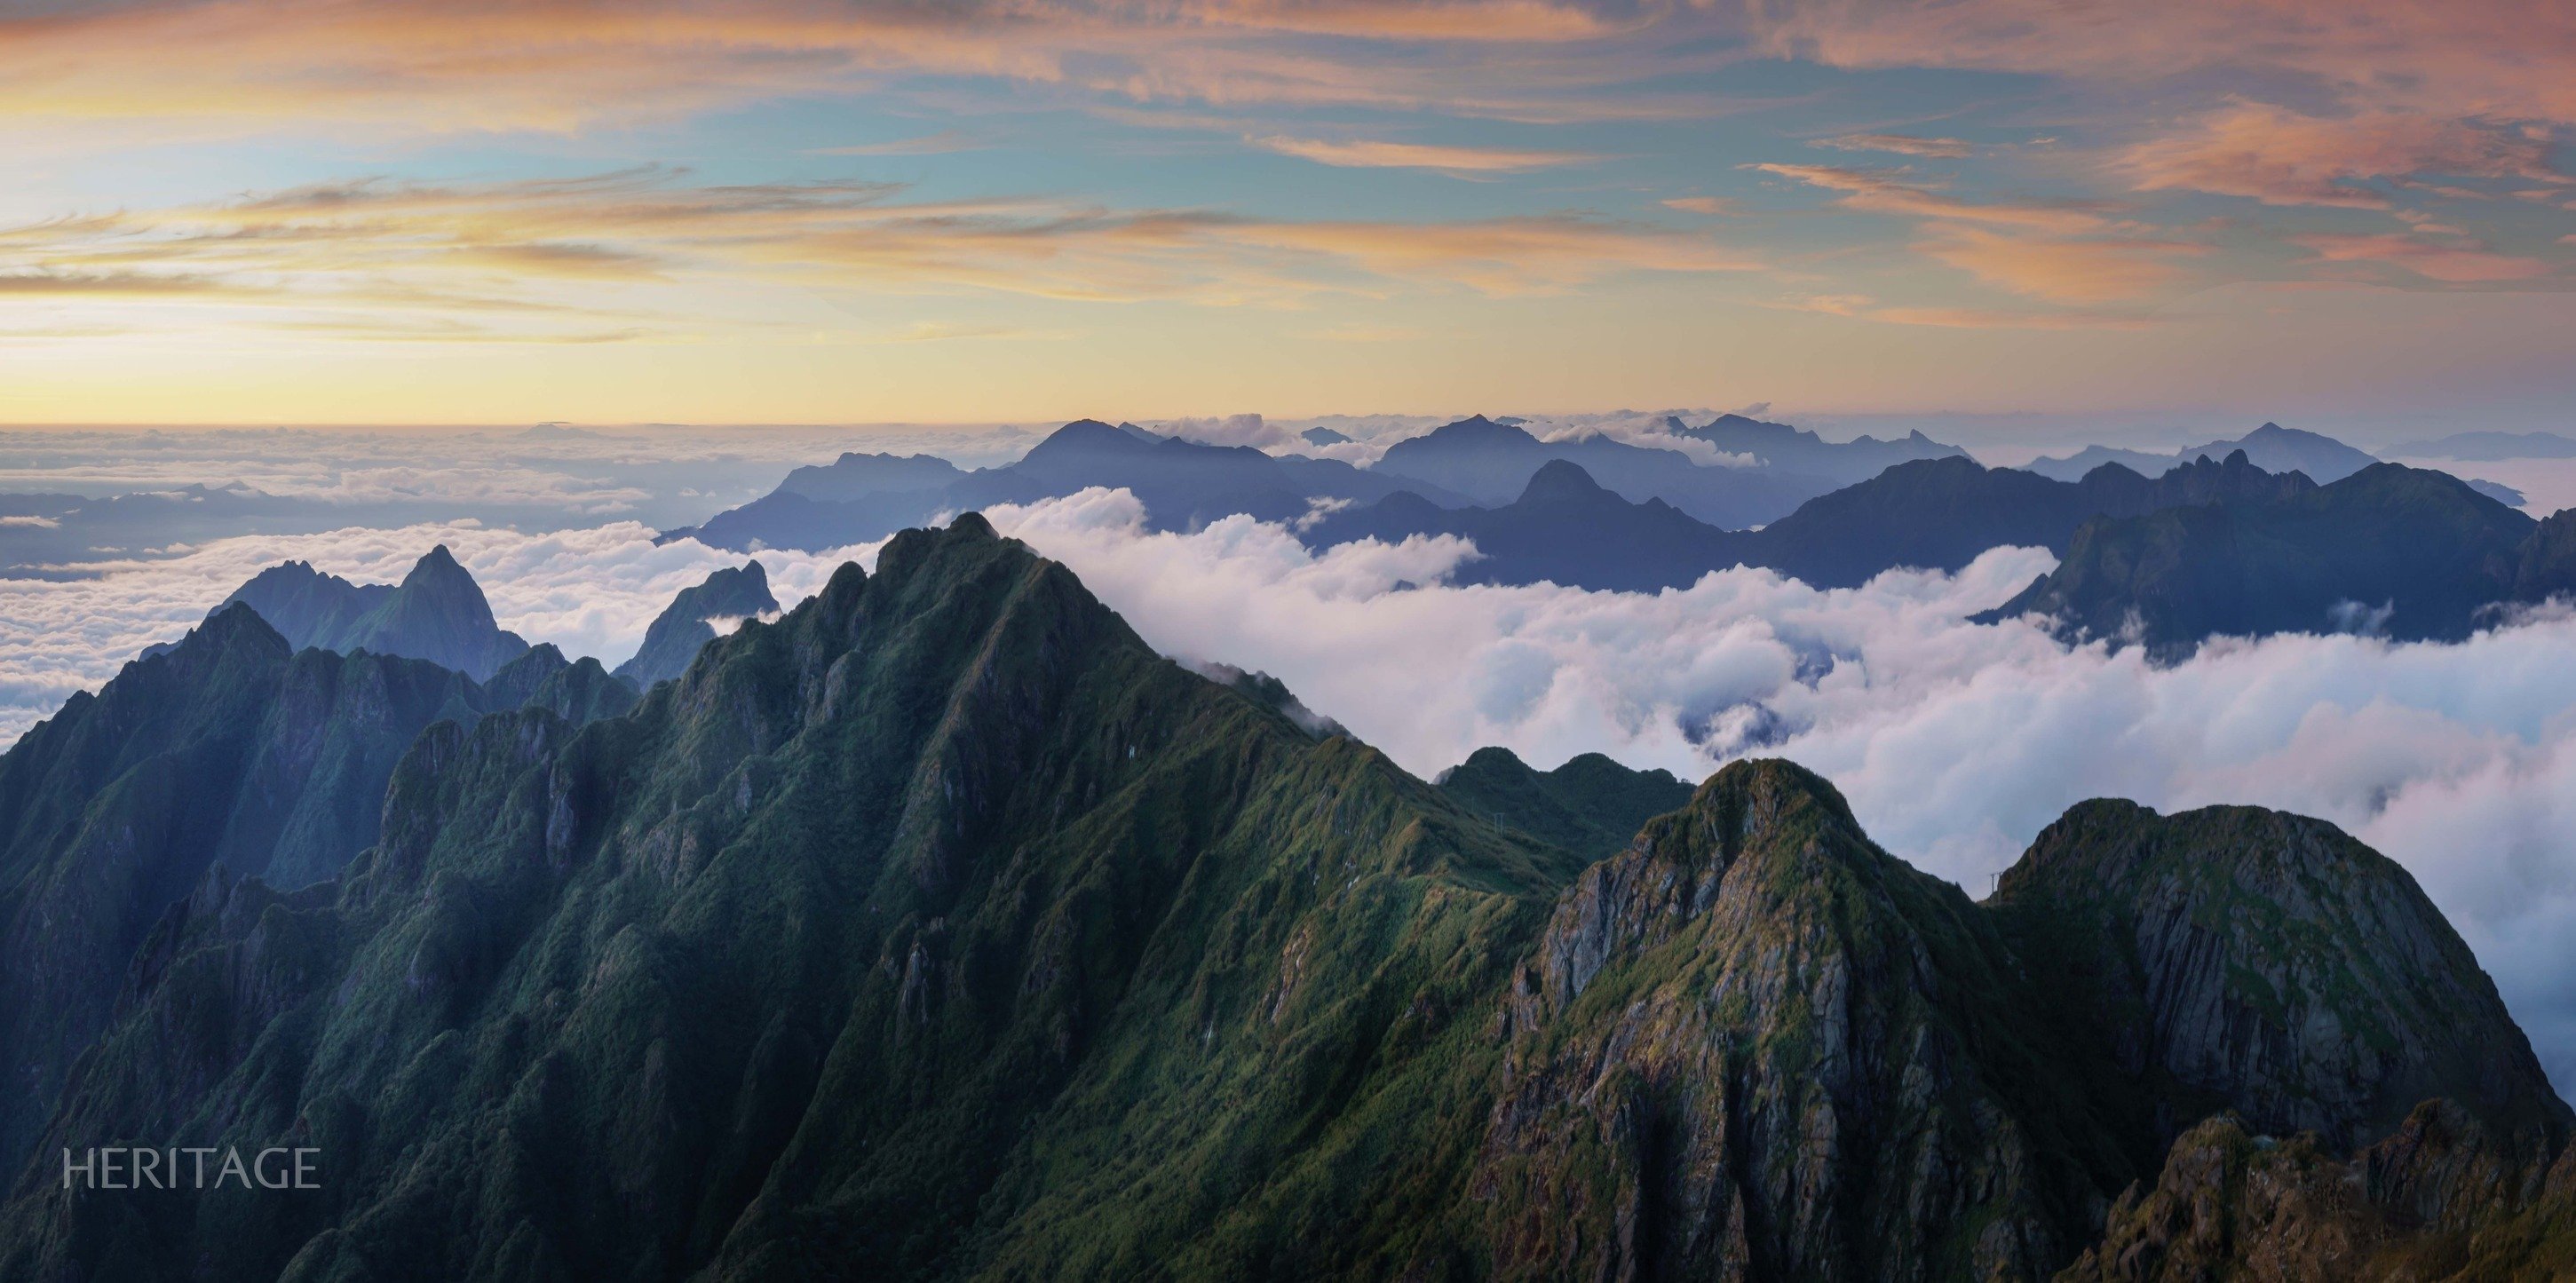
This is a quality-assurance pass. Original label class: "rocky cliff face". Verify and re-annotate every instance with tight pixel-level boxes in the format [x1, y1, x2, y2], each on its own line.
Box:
[1471, 761, 2112, 1281]
[1464, 765, 2569, 1283]
[1992, 801, 2568, 1160]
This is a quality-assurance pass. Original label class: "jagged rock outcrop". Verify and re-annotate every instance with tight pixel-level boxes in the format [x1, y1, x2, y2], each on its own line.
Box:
[219, 545, 531, 679]
[1472, 760, 2114, 1281]
[613, 561, 779, 689]
[2064, 1101, 2576, 1281]
[1991, 801, 2569, 1160]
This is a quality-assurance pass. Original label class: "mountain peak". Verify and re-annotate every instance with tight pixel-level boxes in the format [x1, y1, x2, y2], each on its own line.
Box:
[1515, 458, 1610, 504]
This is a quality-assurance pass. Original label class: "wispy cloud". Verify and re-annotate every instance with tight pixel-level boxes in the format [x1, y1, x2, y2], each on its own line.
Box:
[0, 168, 1758, 343]
[1249, 135, 1597, 174]
[1660, 196, 1742, 216]
[2289, 232, 2555, 283]
[2120, 102, 2566, 210]
[1753, 162, 2201, 304]
[1815, 132, 1975, 159]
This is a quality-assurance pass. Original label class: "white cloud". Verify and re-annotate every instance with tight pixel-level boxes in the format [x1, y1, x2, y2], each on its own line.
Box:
[978, 488, 2576, 1096]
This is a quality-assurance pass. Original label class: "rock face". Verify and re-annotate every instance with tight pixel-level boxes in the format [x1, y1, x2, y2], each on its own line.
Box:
[1466, 765, 2569, 1283]
[1, 521, 2570, 1280]
[220, 545, 532, 679]
[1472, 761, 2114, 1281]
[1991, 801, 2569, 1160]
[2064, 1101, 2576, 1282]
[612, 561, 780, 689]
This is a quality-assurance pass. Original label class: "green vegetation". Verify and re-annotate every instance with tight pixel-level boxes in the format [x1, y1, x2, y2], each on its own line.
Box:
[2, 519, 2569, 1280]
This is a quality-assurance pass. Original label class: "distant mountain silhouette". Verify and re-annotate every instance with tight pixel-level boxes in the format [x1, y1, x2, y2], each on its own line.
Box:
[218, 544, 530, 679]
[2467, 478, 2528, 508]
[1301, 426, 1353, 446]
[667, 419, 1464, 552]
[1984, 463, 2576, 652]
[1670, 411, 1967, 485]
[2384, 430, 2576, 462]
[614, 561, 780, 689]
[1308, 449, 2312, 592]
[1369, 415, 1835, 527]
[2025, 422, 2378, 483]
[1436, 745, 1693, 860]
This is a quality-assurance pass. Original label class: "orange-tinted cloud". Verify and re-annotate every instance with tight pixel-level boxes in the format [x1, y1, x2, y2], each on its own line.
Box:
[1751, 163, 2112, 234]
[1815, 133, 1974, 159]
[0, 168, 1757, 339]
[1914, 226, 2202, 304]
[1249, 136, 1597, 173]
[1745, 0, 2576, 125]
[2120, 102, 2564, 208]
[2289, 233, 2555, 283]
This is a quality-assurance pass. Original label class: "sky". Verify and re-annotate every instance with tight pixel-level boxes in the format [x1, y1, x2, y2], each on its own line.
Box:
[3, 0, 2572, 428]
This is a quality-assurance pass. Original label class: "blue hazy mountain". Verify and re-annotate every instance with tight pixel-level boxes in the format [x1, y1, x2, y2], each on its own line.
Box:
[1671, 411, 1969, 485]
[0, 603, 630, 1176]
[1309, 449, 2314, 591]
[1367, 415, 1836, 527]
[2025, 422, 2379, 483]
[2385, 430, 2576, 461]
[667, 419, 1468, 552]
[218, 544, 530, 680]
[614, 561, 780, 688]
[1985, 463, 2576, 651]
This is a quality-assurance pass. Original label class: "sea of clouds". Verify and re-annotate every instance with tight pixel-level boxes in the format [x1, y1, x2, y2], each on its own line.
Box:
[4, 486, 2571, 1096]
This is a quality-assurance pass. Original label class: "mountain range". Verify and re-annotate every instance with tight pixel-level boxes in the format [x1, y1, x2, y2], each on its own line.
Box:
[2, 518, 2571, 1279]
[1986, 463, 2576, 652]
[1668, 410, 1967, 485]
[668, 419, 1464, 552]
[1306, 447, 2315, 592]
[668, 413, 1971, 555]
[2386, 430, 2576, 462]
[1366, 415, 1843, 527]
[2022, 422, 2383, 484]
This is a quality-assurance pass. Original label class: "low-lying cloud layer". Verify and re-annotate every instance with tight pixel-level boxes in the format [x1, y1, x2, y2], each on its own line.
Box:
[977, 488, 2576, 1096]
[8, 487, 2572, 1097]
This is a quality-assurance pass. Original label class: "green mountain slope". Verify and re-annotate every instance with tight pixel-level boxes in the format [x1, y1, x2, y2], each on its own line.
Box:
[2, 519, 2569, 1280]
[0, 609, 636, 1184]
[1437, 745, 1694, 861]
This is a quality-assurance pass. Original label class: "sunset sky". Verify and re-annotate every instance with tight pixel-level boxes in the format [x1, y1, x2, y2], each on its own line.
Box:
[4, 0, 2572, 426]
